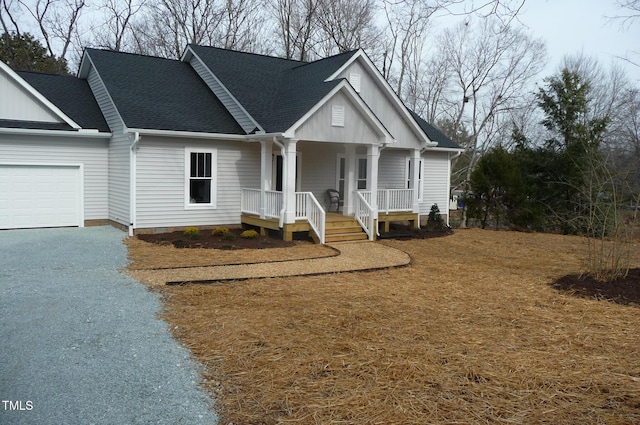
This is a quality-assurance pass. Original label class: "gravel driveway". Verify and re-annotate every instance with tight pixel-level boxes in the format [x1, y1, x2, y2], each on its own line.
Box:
[0, 226, 218, 425]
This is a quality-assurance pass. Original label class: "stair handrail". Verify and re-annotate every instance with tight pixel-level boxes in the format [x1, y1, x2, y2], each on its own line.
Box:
[298, 192, 325, 244]
[355, 191, 375, 241]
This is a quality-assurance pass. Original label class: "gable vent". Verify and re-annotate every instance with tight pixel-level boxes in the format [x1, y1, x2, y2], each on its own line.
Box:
[349, 72, 361, 93]
[331, 105, 345, 127]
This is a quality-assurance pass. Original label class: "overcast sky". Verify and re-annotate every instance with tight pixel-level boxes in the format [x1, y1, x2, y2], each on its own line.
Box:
[516, 0, 640, 82]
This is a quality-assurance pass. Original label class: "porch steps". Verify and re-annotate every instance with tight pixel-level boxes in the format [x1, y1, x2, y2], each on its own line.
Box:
[314, 217, 368, 244]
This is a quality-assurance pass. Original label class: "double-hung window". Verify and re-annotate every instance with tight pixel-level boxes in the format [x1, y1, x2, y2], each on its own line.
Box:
[186, 148, 216, 208]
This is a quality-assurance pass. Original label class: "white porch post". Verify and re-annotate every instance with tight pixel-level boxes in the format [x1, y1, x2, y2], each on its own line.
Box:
[344, 144, 357, 215]
[283, 139, 298, 224]
[412, 148, 421, 213]
[367, 144, 379, 215]
[260, 140, 273, 219]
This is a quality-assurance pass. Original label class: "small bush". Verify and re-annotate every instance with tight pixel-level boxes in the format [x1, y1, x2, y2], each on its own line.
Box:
[241, 229, 259, 239]
[223, 232, 236, 241]
[426, 204, 445, 230]
[183, 226, 201, 238]
[212, 227, 230, 236]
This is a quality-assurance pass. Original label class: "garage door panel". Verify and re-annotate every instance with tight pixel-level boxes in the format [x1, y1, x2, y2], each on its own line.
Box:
[0, 165, 81, 229]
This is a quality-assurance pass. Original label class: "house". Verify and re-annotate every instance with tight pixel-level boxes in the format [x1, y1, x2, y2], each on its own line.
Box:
[0, 46, 461, 243]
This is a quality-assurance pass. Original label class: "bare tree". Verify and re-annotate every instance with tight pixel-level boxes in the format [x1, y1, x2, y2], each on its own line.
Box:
[381, 0, 437, 98]
[315, 0, 380, 56]
[134, 0, 225, 59]
[1, 0, 22, 35]
[434, 18, 546, 227]
[14, 0, 86, 62]
[91, 0, 146, 51]
[270, 0, 319, 60]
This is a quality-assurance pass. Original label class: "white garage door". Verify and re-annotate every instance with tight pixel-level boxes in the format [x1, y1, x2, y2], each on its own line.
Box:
[0, 164, 82, 229]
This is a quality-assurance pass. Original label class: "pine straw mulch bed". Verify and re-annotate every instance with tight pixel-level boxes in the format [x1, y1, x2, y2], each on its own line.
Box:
[127, 229, 640, 425]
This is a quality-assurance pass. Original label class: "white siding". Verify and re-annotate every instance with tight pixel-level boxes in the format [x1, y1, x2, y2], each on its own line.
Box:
[378, 149, 408, 190]
[135, 137, 261, 228]
[0, 68, 61, 122]
[0, 134, 108, 220]
[334, 60, 423, 149]
[421, 151, 450, 216]
[294, 91, 381, 143]
[86, 66, 130, 226]
[297, 142, 343, 207]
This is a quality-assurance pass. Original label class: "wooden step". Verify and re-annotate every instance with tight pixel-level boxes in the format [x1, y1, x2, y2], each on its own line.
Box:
[325, 225, 363, 235]
[324, 231, 368, 243]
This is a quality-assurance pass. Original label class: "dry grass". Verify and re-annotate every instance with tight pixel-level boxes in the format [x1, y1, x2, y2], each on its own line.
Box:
[133, 229, 640, 424]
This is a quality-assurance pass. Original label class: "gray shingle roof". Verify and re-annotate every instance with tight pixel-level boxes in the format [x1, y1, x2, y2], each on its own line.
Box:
[85, 48, 244, 134]
[409, 111, 462, 149]
[188, 46, 357, 133]
[16, 71, 110, 132]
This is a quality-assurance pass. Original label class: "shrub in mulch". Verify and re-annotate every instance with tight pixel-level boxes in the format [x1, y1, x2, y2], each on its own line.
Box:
[552, 268, 640, 306]
[137, 227, 296, 250]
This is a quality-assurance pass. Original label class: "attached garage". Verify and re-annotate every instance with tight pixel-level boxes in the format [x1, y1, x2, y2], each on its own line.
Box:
[0, 164, 83, 229]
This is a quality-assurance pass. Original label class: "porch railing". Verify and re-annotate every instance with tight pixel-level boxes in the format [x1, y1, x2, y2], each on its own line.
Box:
[355, 191, 375, 241]
[241, 188, 282, 219]
[241, 189, 325, 244]
[360, 189, 414, 213]
[296, 192, 325, 244]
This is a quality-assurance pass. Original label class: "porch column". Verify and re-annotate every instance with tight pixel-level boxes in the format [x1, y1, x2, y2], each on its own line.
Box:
[260, 140, 273, 219]
[282, 139, 298, 224]
[412, 148, 421, 213]
[344, 144, 357, 215]
[367, 144, 379, 215]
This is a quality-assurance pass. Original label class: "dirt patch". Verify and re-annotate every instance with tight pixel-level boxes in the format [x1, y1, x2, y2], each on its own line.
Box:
[552, 268, 640, 306]
[136, 229, 640, 425]
[137, 227, 298, 250]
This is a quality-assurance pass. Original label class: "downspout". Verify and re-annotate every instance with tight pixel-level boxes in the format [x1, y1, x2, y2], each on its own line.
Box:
[128, 132, 140, 236]
[271, 136, 286, 228]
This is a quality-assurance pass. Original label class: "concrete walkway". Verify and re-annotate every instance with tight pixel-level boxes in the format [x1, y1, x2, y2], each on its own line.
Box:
[133, 241, 412, 285]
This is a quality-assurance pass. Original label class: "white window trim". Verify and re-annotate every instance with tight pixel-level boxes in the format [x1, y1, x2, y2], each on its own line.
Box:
[185, 147, 217, 209]
[406, 157, 424, 202]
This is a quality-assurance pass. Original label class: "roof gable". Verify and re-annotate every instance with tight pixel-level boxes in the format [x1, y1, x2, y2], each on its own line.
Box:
[81, 48, 244, 135]
[186, 45, 359, 133]
[0, 61, 80, 128]
[327, 50, 437, 148]
[285, 80, 392, 144]
[17, 70, 110, 132]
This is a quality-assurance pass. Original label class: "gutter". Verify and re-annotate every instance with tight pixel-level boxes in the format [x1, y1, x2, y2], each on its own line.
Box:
[0, 127, 112, 138]
[126, 128, 247, 141]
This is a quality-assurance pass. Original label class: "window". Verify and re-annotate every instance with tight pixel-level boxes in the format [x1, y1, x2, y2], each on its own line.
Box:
[406, 157, 424, 201]
[357, 157, 367, 190]
[336, 156, 346, 198]
[186, 148, 216, 208]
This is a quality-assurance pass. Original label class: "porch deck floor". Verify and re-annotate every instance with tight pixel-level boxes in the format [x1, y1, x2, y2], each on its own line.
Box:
[135, 241, 411, 285]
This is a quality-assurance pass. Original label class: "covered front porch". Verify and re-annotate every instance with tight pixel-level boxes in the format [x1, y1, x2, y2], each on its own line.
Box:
[241, 132, 425, 244]
[241, 188, 419, 244]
